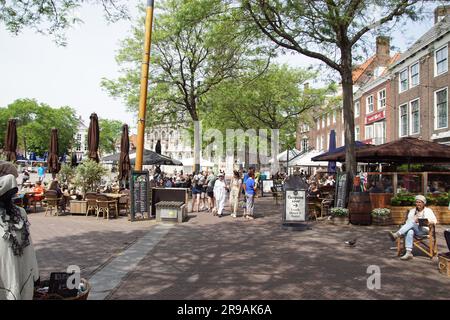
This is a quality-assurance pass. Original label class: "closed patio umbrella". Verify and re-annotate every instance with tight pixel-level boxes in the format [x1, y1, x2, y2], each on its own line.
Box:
[87, 113, 99, 163]
[47, 128, 60, 179]
[4, 118, 17, 162]
[327, 130, 337, 174]
[118, 124, 131, 182]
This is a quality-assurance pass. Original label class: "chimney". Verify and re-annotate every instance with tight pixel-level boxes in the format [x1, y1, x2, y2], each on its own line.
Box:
[434, 5, 450, 24]
[376, 36, 390, 59]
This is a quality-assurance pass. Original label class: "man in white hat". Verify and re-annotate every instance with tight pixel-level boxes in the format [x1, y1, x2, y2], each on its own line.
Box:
[388, 194, 437, 260]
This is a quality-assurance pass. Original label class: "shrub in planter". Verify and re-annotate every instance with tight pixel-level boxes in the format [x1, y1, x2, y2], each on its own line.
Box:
[330, 207, 349, 225]
[371, 208, 393, 225]
[330, 207, 349, 217]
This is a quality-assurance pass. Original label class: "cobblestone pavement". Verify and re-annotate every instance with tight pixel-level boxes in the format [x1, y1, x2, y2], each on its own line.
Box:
[28, 211, 156, 280]
[29, 197, 450, 299]
[109, 197, 450, 300]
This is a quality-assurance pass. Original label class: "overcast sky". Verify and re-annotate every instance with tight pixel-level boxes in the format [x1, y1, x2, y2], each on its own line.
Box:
[0, 2, 436, 134]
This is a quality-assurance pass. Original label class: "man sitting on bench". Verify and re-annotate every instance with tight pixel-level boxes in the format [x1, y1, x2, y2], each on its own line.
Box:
[388, 195, 437, 260]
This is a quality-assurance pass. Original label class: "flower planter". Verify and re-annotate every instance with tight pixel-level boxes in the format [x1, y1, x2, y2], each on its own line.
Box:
[371, 215, 393, 226]
[388, 206, 410, 225]
[331, 216, 349, 225]
[435, 206, 450, 225]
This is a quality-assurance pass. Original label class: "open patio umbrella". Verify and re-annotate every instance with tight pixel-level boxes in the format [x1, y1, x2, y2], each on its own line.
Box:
[4, 118, 17, 162]
[327, 130, 337, 174]
[319, 137, 450, 164]
[102, 149, 182, 166]
[312, 141, 373, 162]
[87, 113, 99, 163]
[47, 128, 60, 179]
[118, 124, 131, 182]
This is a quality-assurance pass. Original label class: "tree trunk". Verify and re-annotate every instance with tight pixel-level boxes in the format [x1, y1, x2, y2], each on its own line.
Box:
[340, 45, 357, 199]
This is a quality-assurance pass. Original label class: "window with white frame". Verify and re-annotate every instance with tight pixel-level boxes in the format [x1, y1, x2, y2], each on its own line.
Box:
[354, 101, 360, 118]
[410, 62, 419, 87]
[435, 88, 448, 129]
[327, 114, 330, 126]
[378, 89, 386, 109]
[410, 99, 420, 134]
[355, 126, 360, 141]
[399, 68, 409, 92]
[76, 133, 82, 141]
[333, 111, 336, 123]
[435, 45, 448, 76]
[366, 95, 374, 113]
[399, 103, 409, 136]
[365, 125, 373, 139]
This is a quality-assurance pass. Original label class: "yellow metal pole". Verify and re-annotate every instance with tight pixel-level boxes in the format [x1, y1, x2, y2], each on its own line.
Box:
[135, 0, 155, 171]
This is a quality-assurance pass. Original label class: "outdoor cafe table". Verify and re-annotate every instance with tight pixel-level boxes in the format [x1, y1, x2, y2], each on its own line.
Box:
[15, 191, 37, 212]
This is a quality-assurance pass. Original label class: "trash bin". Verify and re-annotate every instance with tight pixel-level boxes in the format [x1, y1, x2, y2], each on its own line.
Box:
[155, 201, 187, 223]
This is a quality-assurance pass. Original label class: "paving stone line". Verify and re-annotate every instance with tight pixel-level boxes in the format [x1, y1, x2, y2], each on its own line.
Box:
[87, 224, 173, 300]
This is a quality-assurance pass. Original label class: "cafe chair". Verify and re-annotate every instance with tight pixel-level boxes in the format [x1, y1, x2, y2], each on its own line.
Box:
[43, 190, 61, 216]
[396, 223, 438, 259]
[307, 197, 322, 221]
[85, 192, 99, 217]
[96, 194, 118, 220]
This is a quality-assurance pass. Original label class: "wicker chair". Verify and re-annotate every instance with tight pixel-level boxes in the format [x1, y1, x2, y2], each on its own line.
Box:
[43, 190, 61, 216]
[96, 194, 118, 220]
[85, 192, 99, 217]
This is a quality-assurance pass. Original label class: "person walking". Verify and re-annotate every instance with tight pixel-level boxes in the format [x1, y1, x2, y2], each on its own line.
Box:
[244, 171, 257, 219]
[213, 172, 227, 217]
[37, 164, 45, 182]
[229, 171, 242, 218]
[206, 171, 216, 213]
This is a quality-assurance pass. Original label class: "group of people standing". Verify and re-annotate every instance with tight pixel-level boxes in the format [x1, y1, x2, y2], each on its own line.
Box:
[190, 168, 258, 219]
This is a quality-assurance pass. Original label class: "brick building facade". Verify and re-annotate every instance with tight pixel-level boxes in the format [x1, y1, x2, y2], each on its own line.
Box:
[298, 6, 450, 150]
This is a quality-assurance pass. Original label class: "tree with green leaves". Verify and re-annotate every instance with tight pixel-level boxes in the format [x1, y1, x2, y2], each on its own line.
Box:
[102, 0, 268, 171]
[0, 0, 129, 45]
[73, 159, 107, 194]
[243, 0, 425, 184]
[0, 99, 79, 156]
[203, 63, 337, 151]
[98, 118, 123, 156]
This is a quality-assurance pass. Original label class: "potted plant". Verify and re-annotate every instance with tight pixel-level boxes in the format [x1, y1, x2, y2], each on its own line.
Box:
[73, 159, 107, 196]
[389, 193, 415, 224]
[330, 207, 349, 225]
[371, 208, 392, 226]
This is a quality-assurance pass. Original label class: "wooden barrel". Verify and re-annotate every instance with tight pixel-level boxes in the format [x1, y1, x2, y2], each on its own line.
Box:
[348, 192, 372, 225]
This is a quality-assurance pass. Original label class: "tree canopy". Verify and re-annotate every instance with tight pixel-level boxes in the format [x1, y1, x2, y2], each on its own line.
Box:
[243, 0, 425, 180]
[0, 99, 79, 156]
[0, 0, 130, 44]
[98, 118, 123, 156]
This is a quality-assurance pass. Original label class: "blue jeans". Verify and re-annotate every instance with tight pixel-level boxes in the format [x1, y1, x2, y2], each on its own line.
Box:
[397, 220, 428, 251]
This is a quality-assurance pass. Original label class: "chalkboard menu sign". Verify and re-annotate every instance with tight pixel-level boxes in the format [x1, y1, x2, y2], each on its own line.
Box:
[335, 173, 348, 208]
[130, 170, 150, 221]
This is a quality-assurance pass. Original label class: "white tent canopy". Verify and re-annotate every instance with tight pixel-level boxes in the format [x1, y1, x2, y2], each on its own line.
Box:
[269, 148, 302, 163]
[290, 149, 341, 168]
[181, 157, 215, 167]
